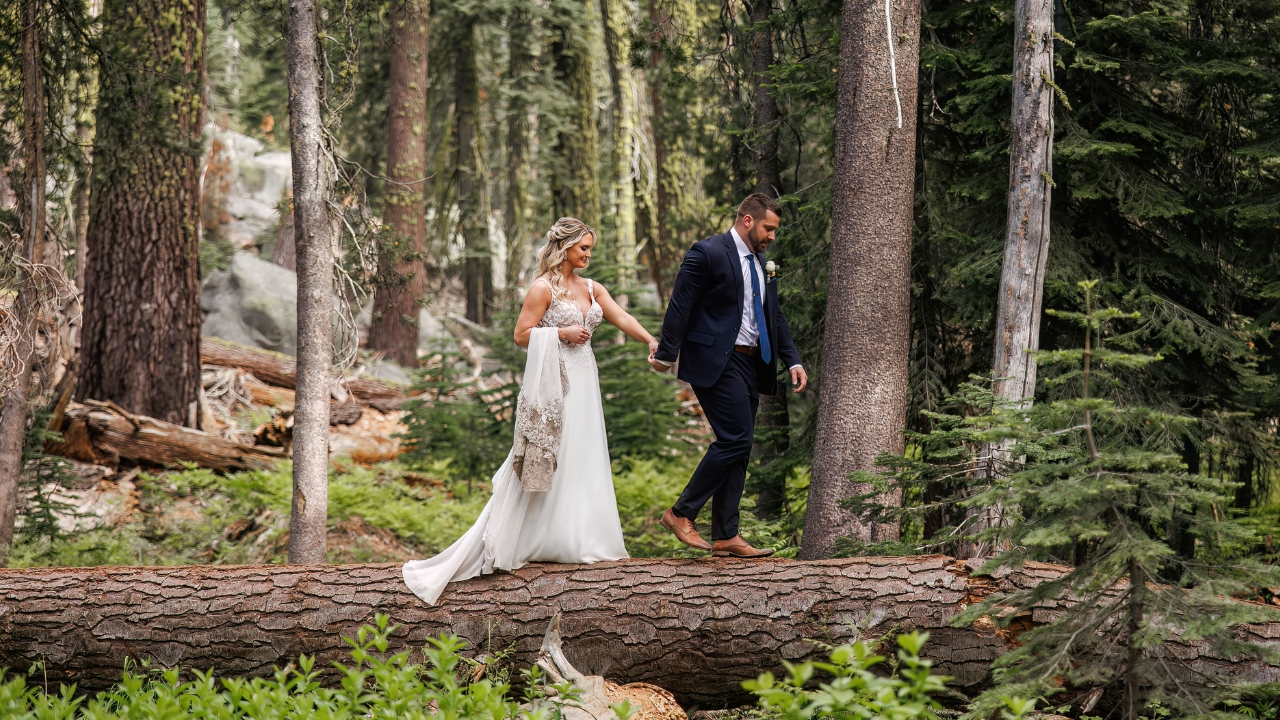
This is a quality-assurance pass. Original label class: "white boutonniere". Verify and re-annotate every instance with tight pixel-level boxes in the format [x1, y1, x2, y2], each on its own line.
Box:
[765, 260, 778, 280]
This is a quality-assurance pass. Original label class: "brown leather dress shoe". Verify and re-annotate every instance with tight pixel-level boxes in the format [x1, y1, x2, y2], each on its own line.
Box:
[712, 535, 775, 558]
[661, 508, 712, 551]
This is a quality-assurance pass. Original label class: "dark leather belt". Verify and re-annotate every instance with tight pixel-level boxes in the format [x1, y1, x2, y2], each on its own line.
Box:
[734, 345, 759, 356]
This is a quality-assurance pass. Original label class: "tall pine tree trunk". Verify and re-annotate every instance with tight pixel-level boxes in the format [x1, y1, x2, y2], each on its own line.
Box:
[640, 0, 669, 300]
[749, 0, 780, 197]
[285, 0, 333, 565]
[748, 0, 789, 519]
[455, 19, 491, 326]
[77, 0, 206, 426]
[599, 0, 635, 279]
[0, 0, 49, 562]
[504, 7, 533, 292]
[551, 0, 602, 230]
[992, 0, 1053, 406]
[801, 0, 921, 559]
[369, 1, 430, 366]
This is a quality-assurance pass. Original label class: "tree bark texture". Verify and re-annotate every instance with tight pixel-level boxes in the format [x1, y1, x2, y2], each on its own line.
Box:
[369, 1, 430, 367]
[46, 401, 286, 471]
[802, 0, 921, 559]
[455, 19, 492, 326]
[748, 0, 789, 520]
[0, 0, 49, 562]
[285, 0, 333, 565]
[0, 557, 1043, 702]
[641, 0, 670, 300]
[749, 0, 781, 198]
[992, 0, 1053, 406]
[2, 557, 1272, 702]
[551, 0, 602, 232]
[504, 7, 534, 291]
[77, 0, 206, 427]
[200, 337, 406, 403]
[272, 206, 296, 271]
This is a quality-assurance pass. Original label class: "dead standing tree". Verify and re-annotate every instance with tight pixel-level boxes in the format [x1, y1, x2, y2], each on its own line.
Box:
[802, 0, 922, 558]
[285, 0, 333, 564]
[993, 0, 1055, 408]
[962, 0, 1056, 557]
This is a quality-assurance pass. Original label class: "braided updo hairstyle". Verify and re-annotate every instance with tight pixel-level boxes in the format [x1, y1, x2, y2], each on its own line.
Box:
[535, 217, 595, 302]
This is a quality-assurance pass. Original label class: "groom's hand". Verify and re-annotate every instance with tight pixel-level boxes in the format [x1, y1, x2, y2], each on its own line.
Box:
[790, 366, 808, 393]
[648, 354, 670, 372]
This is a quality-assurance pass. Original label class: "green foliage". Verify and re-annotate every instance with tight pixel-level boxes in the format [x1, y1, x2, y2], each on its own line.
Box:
[846, 282, 1280, 718]
[914, 0, 1280, 455]
[9, 462, 489, 568]
[12, 456, 798, 567]
[0, 616, 600, 720]
[17, 405, 78, 546]
[400, 346, 519, 488]
[743, 632, 996, 720]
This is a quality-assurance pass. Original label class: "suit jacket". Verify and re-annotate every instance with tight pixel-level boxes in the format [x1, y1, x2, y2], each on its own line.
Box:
[654, 232, 803, 395]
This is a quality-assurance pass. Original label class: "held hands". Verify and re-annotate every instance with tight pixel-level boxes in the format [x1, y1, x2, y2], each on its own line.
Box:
[647, 338, 668, 372]
[559, 325, 591, 345]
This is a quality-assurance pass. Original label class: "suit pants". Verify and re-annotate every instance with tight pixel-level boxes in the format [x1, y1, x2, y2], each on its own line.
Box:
[673, 352, 759, 540]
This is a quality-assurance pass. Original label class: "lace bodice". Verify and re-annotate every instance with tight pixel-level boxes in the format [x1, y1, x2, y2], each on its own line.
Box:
[537, 278, 602, 369]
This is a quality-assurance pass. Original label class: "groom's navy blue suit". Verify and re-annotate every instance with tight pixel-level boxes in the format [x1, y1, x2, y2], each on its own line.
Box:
[655, 231, 802, 541]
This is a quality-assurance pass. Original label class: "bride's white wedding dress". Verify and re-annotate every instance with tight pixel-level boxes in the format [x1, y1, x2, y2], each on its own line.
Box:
[402, 278, 629, 605]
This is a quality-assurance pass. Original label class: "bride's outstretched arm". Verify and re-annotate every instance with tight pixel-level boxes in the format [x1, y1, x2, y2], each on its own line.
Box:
[594, 283, 660, 357]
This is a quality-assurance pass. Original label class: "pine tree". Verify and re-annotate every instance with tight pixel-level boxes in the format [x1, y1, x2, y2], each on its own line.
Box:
[848, 281, 1280, 718]
[369, 0, 431, 367]
[549, 0, 602, 231]
[454, 13, 492, 326]
[0, 0, 49, 562]
[801, 0, 922, 559]
[284, 0, 333, 565]
[77, 0, 207, 425]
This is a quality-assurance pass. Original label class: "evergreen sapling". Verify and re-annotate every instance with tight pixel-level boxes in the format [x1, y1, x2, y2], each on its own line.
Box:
[846, 281, 1280, 718]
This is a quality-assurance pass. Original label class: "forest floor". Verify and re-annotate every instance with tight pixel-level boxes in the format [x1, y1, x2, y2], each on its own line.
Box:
[16, 456, 808, 568]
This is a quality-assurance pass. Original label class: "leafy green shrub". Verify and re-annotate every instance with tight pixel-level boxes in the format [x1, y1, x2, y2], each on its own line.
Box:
[743, 632, 1028, 720]
[0, 617, 614, 720]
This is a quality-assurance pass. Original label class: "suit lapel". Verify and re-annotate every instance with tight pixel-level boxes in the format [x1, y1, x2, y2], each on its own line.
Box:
[721, 233, 744, 316]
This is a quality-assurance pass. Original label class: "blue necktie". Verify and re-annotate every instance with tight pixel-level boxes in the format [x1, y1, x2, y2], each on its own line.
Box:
[746, 254, 772, 364]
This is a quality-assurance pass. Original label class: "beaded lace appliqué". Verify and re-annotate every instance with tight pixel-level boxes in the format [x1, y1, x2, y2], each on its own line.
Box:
[538, 281, 602, 371]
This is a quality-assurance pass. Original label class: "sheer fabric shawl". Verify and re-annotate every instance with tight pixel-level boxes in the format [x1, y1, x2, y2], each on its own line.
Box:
[512, 327, 568, 492]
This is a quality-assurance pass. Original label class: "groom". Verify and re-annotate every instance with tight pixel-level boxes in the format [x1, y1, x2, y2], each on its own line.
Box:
[648, 193, 807, 558]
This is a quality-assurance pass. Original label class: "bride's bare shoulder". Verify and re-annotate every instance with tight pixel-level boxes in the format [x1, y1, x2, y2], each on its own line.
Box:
[522, 277, 554, 308]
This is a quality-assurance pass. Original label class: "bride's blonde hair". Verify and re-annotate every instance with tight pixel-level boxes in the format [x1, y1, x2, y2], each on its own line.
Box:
[535, 217, 595, 302]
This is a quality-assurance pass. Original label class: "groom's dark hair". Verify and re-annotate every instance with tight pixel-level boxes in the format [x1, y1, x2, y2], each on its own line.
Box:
[736, 193, 781, 221]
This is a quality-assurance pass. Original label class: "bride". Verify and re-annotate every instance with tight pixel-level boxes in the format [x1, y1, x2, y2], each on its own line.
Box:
[403, 217, 659, 604]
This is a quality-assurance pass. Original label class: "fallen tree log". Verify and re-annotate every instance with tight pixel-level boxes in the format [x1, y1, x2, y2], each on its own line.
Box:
[201, 336, 408, 403]
[0, 557, 1274, 705]
[46, 400, 286, 471]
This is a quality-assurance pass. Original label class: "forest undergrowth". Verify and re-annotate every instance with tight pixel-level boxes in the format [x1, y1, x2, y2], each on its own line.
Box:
[8, 456, 808, 568]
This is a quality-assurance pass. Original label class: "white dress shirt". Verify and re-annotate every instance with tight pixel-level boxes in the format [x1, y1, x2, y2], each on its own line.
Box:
[654, 228, 802, 373]
[731, 227, 767, 347]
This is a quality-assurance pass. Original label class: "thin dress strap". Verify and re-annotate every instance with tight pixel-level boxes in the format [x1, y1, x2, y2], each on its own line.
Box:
[535, 277, 554, 292]
[587, 279, 595, 301]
